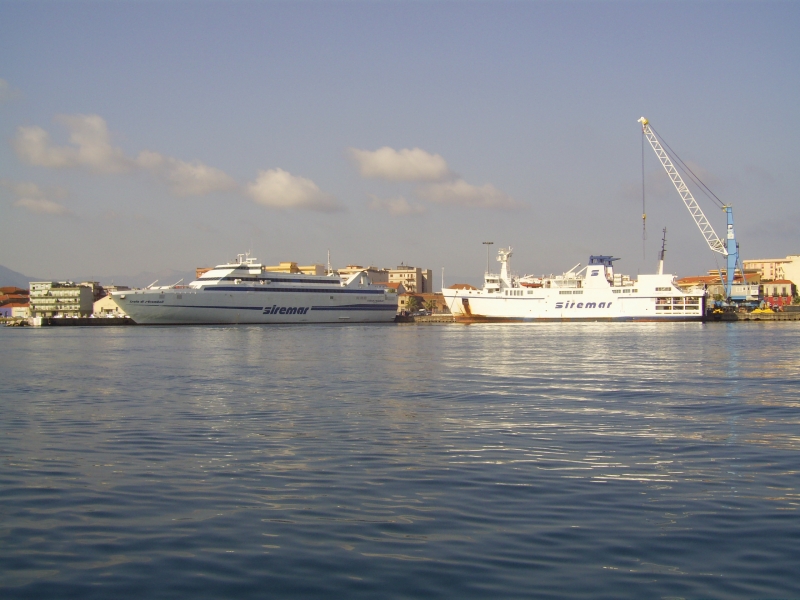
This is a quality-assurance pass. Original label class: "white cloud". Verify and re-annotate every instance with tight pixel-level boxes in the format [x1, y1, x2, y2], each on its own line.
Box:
[0, 78, 22, 104]
[246, 168, 342, 212]
[13, 114, 133, 173]
[416, 179, 520, 209]
[350, 147, 452, 182]
[12, 114, 237, 197]
[368, 194, 426, 216]
[13, 126, 78, 168]
[2, 180, 72, 216]
[136, 150, 237, 196]
[14, 197, 71, 215]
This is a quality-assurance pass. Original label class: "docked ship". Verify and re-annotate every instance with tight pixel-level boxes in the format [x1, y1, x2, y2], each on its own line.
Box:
[111, 254, 398, 325]
[442, 247, 705, 322]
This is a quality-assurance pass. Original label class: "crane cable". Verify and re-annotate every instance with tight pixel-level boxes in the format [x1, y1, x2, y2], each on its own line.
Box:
[641, 130, 647, 259]
[649, 125, 726, 210]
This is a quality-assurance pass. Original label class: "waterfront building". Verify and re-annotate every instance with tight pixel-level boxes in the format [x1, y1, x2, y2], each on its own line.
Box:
[11, 305, 30, 318]
[382, 281, 406, 295]
[761, 280, 797, 309]
[337, 265, 389, 285]
[93, 294, 128, 317]
[0, 303, 29, 318]
[79, 281, 105, 303]
[29, 282, 94, 317]
[675, 271, 760, 300]
[397, 292, 449, 314]
[744, 255, 800, 287]
[0, 287, 30, 319]
[388, 264, 433, 294]
[0, 287, 29, 309]
[0, 286, 29, 298]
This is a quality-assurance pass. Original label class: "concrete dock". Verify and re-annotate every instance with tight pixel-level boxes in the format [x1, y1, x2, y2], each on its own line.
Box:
[711, 310, 800, 322]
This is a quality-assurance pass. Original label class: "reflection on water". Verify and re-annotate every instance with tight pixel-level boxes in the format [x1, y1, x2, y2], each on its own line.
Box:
[1, 322, 799, 598]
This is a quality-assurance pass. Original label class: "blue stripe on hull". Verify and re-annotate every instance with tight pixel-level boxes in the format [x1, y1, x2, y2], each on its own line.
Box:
[122, 304, 395, 312]
[206, 287, 385, 295]
[311, 304, 397, 311]
[453, 315, 705, 323]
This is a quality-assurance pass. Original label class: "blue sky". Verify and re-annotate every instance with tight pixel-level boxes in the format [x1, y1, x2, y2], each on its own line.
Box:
[1, 0, 798, 287]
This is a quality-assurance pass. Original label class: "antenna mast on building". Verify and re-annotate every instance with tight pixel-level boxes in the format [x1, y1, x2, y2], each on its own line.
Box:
[483, 241, 494, 275]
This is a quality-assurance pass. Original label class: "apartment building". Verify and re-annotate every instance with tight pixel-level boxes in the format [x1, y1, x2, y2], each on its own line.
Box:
[388, 264, 433, 294]
[29, 282, 94, 317]
[743, 255, 800, 286]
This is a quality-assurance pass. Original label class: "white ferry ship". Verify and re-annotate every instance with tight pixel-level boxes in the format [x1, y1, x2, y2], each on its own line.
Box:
[111, 254, 398, 325]
[442, 248, 705, 322]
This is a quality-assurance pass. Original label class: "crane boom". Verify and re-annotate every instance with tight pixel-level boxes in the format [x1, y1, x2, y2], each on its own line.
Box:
[638, 117, 742, 301]
[638, 117, 726, 255]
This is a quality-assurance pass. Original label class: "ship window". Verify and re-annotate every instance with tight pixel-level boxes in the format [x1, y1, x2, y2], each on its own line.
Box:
[612, 290, 621, 294]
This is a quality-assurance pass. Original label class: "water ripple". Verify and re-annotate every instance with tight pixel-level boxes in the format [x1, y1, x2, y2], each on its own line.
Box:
[1, 323, 800, 598]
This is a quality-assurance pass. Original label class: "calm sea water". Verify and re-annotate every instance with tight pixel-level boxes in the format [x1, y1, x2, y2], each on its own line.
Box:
[1, 322, 799, 599]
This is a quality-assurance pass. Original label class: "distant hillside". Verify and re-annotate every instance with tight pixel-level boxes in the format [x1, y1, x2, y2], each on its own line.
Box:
[86, 268, 196, 289]
[0, 264, 196, 290]
[0, 265, 43, 289]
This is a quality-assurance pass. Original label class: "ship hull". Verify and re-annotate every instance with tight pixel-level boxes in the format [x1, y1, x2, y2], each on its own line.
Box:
[450, 315, 704, 323]
[442, 288, 705, 323]
[112, 288, 397, 325]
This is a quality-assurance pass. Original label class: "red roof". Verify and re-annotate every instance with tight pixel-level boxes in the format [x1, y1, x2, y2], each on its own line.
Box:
[0, 287, 28, 295]
[0, 295, 29, 306]
[677, 274, 749, 285]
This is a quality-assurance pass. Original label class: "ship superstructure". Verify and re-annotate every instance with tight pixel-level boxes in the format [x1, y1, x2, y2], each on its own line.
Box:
[111, 254, 397, 325]
[442, 247, 704, 322]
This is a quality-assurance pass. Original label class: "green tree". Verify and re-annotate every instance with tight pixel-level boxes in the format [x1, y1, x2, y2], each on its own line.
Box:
[405, 296, 421, 313]
[424, 299, 437, 314]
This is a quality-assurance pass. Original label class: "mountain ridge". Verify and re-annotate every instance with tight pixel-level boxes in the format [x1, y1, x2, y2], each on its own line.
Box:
[0, 264, 196, 290]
